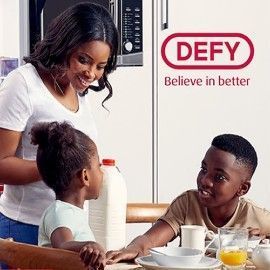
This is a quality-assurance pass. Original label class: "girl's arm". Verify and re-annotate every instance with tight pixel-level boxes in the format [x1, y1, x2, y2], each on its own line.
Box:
[0, 128, 40, 184]
[51, 227, 106, 269]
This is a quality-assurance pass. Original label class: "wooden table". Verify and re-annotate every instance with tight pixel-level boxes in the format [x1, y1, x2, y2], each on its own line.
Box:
[106, 263, 141, 270]
[105, 259, 256, 270]
[0, 238, 257, 270]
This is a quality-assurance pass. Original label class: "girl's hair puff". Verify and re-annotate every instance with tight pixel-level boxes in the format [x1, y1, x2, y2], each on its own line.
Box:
[31, 121, 97, 196]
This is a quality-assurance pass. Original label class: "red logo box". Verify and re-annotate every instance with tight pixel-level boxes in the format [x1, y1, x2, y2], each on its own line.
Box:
[161, 33, 254, 69]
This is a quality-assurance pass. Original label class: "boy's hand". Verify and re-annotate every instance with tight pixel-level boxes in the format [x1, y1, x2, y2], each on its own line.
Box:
[247, 227, 265, 239]
[79, 242, 106, 269]
[106, 244, 142, 264]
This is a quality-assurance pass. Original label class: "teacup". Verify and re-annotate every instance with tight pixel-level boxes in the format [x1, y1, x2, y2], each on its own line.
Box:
[181, 225, 215, 252]
[252, 240, 270, 268]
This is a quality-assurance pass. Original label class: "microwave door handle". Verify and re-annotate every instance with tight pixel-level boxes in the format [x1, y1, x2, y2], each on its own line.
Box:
[110, 0, 118, 28]
[161, 0, 168, 30]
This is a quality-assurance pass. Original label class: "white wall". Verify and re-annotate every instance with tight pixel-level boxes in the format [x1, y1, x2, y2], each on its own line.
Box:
[0, 0, 20, 57]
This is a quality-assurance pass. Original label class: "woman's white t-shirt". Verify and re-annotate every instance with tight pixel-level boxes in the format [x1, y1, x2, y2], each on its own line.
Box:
[38, 200, 95, 247]
[0, 63, 98, 225]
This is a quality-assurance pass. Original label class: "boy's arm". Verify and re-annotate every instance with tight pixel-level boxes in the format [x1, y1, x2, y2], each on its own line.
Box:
[106, 220, 175, 264]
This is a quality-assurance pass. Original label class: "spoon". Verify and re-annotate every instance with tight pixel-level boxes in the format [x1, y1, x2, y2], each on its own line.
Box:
[149, 248, 169, 256]
[203, 237, 216, 253]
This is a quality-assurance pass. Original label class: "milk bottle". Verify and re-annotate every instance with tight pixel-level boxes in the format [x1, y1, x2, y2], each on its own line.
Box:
[88, 159, 127, 250]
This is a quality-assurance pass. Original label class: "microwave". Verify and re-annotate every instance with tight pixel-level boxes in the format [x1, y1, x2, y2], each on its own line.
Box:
[29, 0, 143, 66]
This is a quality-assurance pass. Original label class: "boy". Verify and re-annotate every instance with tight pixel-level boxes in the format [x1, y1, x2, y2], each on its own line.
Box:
[106, 134, 270, 263]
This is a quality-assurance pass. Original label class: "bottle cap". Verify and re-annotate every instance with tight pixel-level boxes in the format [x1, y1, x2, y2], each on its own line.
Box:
[102, 159, 115, 166]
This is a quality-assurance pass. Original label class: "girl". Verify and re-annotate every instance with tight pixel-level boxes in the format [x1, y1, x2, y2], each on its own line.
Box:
[31, 121, 104, 270]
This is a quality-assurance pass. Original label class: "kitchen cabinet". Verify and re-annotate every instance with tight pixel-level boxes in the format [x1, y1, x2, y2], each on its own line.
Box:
[90, 0, 153, 204]
[89, 0, 154, 242]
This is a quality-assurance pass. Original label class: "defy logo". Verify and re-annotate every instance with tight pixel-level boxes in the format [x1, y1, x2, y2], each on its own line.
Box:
[161, 33, 254, 69]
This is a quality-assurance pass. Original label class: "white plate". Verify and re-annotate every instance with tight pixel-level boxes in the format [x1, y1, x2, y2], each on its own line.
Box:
[135, 255, 222, 270]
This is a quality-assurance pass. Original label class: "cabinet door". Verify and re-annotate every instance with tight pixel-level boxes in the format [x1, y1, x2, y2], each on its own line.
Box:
[90, 0, 153, 203]
[156, 0, 270, 206]
[90, 0, 154, 243]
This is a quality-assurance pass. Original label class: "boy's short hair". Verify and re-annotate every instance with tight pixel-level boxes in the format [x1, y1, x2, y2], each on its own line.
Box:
[212, 134, 258, 177]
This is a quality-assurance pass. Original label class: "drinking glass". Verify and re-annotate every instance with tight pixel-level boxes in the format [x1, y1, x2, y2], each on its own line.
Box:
[218, 227, 248, 270]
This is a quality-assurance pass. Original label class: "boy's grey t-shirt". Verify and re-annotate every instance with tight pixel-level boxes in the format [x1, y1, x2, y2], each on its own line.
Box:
[39, 200, 95, 247]
[159, 189, 270, 235]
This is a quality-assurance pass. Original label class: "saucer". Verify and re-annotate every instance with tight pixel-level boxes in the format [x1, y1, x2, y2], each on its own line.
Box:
[135, 255, 222, 270]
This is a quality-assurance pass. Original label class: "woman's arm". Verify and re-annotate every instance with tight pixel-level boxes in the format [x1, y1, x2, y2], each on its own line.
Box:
[106, 220, 175, 264]
[0, 128, 40, 184]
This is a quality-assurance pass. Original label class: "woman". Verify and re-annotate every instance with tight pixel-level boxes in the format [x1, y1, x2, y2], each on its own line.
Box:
[0, 2, 118, 245]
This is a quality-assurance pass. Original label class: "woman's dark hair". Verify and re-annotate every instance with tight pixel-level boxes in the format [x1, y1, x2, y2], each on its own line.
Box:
[24, 2, 119, 106]
[31, 121, 97, 196]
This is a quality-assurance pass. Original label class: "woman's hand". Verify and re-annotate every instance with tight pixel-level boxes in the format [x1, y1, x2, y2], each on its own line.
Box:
[79, 242, 106, 270]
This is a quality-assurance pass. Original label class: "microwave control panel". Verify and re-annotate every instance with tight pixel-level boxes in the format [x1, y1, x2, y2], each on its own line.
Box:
[121, 0, 143, 55]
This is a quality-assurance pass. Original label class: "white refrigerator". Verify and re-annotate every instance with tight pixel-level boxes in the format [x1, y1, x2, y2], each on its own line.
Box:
[91, 0, 270, 242]
[156, 0, 270, 204]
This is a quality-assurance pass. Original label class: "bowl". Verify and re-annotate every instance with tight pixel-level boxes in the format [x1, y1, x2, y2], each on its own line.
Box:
[149, 247, 203, 267]
[248, 236, 261, 249]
